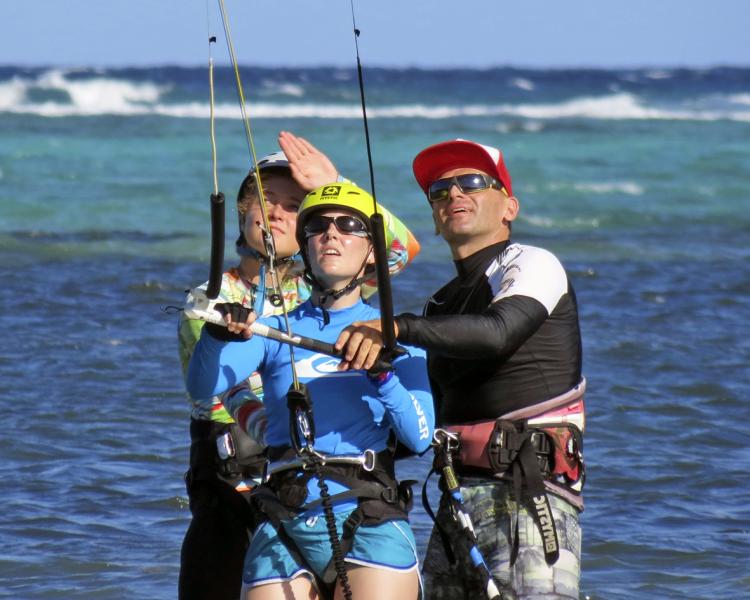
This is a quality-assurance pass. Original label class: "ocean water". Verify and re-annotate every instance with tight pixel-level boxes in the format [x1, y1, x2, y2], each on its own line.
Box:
[1, 65, 749, 599]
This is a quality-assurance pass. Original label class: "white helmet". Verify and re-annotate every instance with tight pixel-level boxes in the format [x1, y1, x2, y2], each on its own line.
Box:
[235, 151, 292, 254]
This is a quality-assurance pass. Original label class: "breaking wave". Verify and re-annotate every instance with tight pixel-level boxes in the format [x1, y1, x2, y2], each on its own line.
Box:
[2, 69, 750, 122]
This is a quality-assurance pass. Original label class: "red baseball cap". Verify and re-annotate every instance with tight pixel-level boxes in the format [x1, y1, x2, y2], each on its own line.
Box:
[412, 139, 513, 198]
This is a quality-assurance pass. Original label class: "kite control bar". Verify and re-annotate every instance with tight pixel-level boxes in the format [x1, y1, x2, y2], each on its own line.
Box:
[184, 288, 392, 372]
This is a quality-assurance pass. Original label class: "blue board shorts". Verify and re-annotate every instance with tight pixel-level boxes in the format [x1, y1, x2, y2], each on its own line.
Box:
[243, 510, 419, 588]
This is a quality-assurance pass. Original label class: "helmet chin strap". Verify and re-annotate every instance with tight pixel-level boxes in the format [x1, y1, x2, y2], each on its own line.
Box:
[305, 272, 368, 304]
[303, 243, 373, 306]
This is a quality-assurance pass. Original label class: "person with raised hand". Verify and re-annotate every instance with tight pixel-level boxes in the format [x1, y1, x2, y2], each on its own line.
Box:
[177, 133, 420, 600]
[187, 182, 433, 600]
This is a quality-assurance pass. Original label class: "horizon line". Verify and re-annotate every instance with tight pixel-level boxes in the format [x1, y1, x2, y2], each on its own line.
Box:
[3, 61, 750, 72]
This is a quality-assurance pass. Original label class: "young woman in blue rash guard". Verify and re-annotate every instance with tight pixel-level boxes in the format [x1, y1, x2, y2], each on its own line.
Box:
[177, 132, 420, 600]
[187, 182, 434, 600]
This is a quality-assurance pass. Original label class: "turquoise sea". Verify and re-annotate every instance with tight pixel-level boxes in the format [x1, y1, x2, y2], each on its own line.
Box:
[1, 65, 749, 598]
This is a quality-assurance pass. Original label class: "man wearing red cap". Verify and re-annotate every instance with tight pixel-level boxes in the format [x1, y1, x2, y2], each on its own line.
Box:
[336, 139, 585, 599]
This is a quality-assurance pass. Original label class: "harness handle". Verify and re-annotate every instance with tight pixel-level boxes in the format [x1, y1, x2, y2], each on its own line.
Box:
[286, 383, 318, 456]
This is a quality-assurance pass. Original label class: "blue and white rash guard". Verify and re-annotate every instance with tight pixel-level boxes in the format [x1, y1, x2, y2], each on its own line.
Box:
[187, 299, 434, 462]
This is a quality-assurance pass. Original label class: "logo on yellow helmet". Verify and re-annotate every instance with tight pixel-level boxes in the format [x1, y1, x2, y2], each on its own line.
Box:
[320, 185, 341, 197]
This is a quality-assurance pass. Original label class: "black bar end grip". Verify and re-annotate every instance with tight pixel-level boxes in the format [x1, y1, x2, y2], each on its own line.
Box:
[206, 192, 226, 299]
[369, 213, 397, 352]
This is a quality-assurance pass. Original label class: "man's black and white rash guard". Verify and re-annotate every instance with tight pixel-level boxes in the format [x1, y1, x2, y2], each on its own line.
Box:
[395, 240, 582, 425]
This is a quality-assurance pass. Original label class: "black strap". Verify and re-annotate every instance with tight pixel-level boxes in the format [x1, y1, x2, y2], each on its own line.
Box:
[318, 477, 415, 586]
[481, 420, 560, 566]
[301, 478, 395, 512]
[510, 434, 560, 565]
[251, 453, 411, 597]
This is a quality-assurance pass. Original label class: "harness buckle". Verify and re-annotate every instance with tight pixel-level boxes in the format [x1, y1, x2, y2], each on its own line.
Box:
[215, 431, 235, 459]
[299, 446, 327, 470]
[530, 430, 551, 455]
[362, 449, 376, 472]
[296, 412, 314, 445]
[433, 428, 460, 452]
[381, 486, 398, 504]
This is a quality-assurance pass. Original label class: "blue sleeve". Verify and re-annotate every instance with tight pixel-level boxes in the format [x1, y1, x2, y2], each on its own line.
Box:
[186, 328, 266, 400]
[374, 346, 434, 454]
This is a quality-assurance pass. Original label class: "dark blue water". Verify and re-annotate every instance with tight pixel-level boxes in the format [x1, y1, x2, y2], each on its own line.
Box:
[1, 66, 749, 599]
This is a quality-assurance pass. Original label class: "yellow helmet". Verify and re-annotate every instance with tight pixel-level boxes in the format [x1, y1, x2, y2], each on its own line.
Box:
[295, 182, 382, 248]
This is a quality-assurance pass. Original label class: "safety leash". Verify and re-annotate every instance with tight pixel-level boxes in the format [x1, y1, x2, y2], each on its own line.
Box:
[286, 384, 353, 600]
[423, 430, 502, 600]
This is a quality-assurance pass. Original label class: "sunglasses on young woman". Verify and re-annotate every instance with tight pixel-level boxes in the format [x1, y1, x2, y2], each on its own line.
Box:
[303, 214, 370, 238]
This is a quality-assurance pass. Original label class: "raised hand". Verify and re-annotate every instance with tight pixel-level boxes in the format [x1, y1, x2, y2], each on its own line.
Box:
[278, 130, 339, 192]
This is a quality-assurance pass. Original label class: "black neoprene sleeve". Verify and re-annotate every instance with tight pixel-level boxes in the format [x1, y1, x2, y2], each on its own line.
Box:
[395, 295, 548, 360]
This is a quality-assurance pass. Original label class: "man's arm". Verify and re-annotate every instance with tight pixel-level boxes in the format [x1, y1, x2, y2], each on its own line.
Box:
[396, 295, 548, 360]
[337, 245, 569, 370]
[335, 296, 547, 370]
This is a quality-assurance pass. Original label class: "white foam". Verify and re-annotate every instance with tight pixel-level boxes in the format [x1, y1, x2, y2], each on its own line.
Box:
[523, 214, 556, 227]
[504, 93, 662, 119]
[0, 68, 168, 116]
[546, 180, 644, 196]
[728, 93, 750, 106]
[495, 120, 545, 134]
[38, 69, 165, 107]
[523, 121, 545, 132]
[0, 77, 29, 111]
[499, 93, 750, 122]
[510, 77, 535, 91]
[10, 96, 750, 122]
[645, 70, 673, 80]
[3, 73, 750, 123]
[524, 214, 602, 229]
[573, 181, 645, 195]
[260, 80, 305, 97]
